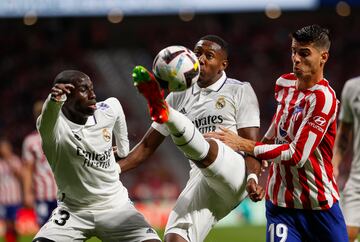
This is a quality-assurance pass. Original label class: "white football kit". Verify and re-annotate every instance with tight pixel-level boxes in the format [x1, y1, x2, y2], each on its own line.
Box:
[35, 95, 160, 242]
[339, 77, 360, 227]
[152, 72, 260, 242]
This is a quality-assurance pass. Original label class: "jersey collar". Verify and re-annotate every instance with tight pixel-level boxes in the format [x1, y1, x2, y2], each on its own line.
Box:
[61, 111, 97, 131]
[192, 72, 227, 95]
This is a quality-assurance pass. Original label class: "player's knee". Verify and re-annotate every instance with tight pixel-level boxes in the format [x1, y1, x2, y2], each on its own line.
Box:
[193, 138, 218, 168]
[165, 233, 188, 242]
[32, 237, 55, 242]
[347, 226, 360, 242]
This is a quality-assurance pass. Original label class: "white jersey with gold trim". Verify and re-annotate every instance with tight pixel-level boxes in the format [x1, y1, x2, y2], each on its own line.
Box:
[153, 72, 260, 169]
[339, 77, 360, 185]
[37, 95, 129, 209]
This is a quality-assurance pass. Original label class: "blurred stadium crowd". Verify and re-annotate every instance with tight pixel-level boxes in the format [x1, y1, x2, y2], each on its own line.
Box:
[0, 8, 359, 211]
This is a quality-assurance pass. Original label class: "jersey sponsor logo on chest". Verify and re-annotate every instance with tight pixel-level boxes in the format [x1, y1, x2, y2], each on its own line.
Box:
[192, 115, 224, 134]
[308, 115, 326, 133]
[76, 147, 112, 169]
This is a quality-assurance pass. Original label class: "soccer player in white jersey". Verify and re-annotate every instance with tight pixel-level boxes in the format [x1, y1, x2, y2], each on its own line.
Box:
[332, 76, 360, 242]
[206, 25, 348, 242]
[22, 100, 58, 226]
[33, 70, 160, 242]
[120, 35, 265, 242]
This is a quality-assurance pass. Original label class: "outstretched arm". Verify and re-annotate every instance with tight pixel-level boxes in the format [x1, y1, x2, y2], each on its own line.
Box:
[38, 83, 74, 143]
[238, 127, 265, 202]
[206, 91, 337, 168]
[119, 127, 165, 172]
[332, 121, 352, 179]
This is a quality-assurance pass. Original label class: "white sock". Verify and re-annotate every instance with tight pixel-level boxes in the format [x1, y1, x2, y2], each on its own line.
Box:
[165, 107, 209, 161]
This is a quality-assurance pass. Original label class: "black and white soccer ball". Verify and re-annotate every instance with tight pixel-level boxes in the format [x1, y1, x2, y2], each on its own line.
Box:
[152, 45, 200, 92]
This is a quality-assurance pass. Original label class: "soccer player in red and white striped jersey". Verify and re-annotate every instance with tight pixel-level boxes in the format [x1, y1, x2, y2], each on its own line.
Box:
[0, 138, 22, 242]
[22, 101, 58, 226]
[205, 25, 348, 242]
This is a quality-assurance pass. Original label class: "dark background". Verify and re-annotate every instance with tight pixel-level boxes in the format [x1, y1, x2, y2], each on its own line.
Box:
[0, 2, 359, 197]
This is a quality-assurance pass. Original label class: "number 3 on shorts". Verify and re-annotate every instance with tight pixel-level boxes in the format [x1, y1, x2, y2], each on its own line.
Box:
[54, 209, 70, 226]
[268, 223, 288, 242]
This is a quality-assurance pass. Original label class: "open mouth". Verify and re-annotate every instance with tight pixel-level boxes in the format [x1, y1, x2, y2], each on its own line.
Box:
[293, 67, 301, 73]
[88, 102, 97, 110]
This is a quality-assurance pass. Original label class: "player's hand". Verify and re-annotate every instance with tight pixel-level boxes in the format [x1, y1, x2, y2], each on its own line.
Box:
[261, 160, 269, 173]
[204, 127, 242, 152]
[51, 83, 74, 102]
[246, 179, 265, 202]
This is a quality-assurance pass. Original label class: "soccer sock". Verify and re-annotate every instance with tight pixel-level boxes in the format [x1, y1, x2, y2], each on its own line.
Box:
[5, 227, 17, 242]
[165, 107, 209, 161]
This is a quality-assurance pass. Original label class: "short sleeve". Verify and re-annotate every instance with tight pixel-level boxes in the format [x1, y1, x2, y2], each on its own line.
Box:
[236, 83, 260, 129]
[339, 81, 353, 123]
[22, 136, 35, 164]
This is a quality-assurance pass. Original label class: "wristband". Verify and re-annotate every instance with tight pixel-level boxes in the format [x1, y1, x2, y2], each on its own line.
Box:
[247, 173, 258, 184]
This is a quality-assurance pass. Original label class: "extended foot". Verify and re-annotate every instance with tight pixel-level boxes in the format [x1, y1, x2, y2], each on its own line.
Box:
[132, 66, 169, 123]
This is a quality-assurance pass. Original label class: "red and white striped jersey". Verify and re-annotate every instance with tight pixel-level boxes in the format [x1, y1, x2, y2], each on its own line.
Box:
[22, 131, 57, 201]
[0, 155, 22, 205]
[254, 73, 339, 210]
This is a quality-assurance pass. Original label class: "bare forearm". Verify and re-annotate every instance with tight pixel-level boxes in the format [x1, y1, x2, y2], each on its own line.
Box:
[333, 121, 352, 167]
[22, 165, 34, 195]
[236, 138, 257, 156]
[245, 155, 261, 176]
[119, 147, 152, 172]
[119, 128, 165, 172]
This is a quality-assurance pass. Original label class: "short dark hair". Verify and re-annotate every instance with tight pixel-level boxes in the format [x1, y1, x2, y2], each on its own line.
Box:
[200, 35, 229, 57]
[54, 70, 87, 85]
[291, 25, 331, 51]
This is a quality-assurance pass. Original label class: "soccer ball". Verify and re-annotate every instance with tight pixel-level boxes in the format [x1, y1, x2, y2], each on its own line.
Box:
[152, 45, 200, 92]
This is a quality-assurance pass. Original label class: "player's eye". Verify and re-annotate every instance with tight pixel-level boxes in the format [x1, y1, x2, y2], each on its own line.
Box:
[299, 51, 310, 57]
[79, 87, 88, 92]
[194, 51, 201, 57]
[206, 54, 214, 59]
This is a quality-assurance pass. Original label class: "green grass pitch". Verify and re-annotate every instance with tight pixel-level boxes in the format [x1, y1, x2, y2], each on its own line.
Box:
[1, 225, 266, 242]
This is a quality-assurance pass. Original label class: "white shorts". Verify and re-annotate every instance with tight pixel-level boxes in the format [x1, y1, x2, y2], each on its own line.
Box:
[341, 179, 360, 227]
[34, 200, 161, 242]
[165, 139, 247, 242]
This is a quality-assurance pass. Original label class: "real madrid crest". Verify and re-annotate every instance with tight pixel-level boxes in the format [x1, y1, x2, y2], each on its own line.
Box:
[102, 128, 111, 142]
[215, 96, 226, 109]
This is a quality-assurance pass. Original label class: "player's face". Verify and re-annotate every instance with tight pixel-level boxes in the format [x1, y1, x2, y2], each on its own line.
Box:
[291, 39, 328, 81]
[67, 76, 97, 118]
[193, 40, 228, 88]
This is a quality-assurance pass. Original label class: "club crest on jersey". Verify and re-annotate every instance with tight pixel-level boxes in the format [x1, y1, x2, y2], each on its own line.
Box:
[215, 96, 226, 109]
[293, 105, 303, 114]
[102, 128, 111, 142]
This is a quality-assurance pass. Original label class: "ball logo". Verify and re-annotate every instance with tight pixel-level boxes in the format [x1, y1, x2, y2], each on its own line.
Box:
[215, 96, 226, 109]
[313, 116, 326, 126]
[102, 128, 111, 142]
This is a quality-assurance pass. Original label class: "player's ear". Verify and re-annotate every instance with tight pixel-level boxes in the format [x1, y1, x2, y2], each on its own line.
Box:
[220, 59, 229, 72]
[320, 51, 329, 66]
